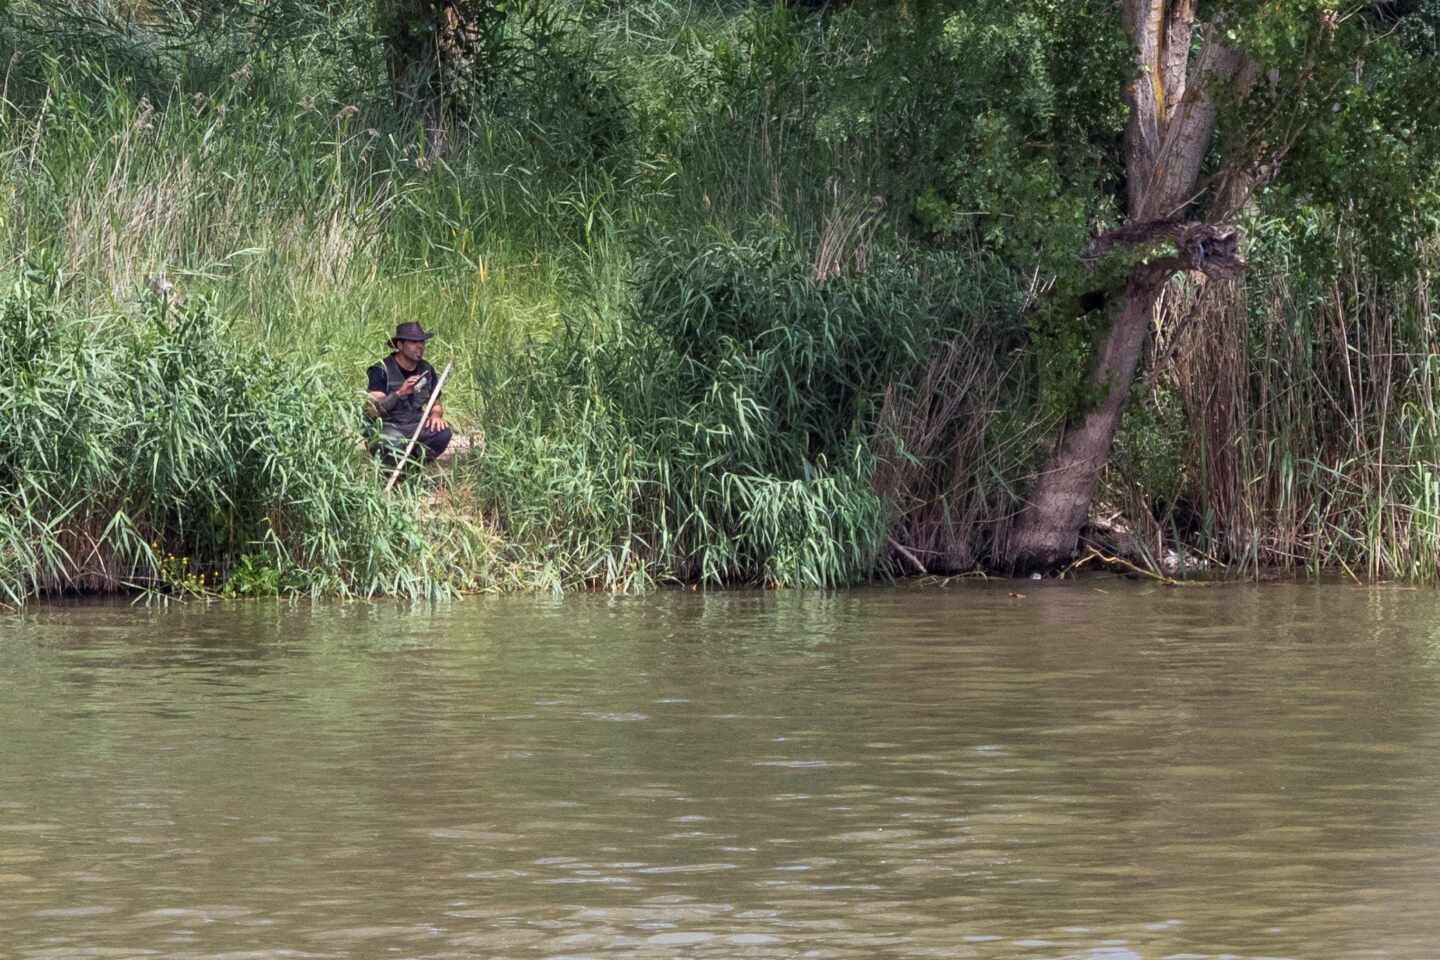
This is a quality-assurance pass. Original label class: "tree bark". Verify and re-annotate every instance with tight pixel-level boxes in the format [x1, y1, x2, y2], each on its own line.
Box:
[379, 0, 474, 149]
[1005, 1, 1251, 572]
[1006, 280, 1165, 569]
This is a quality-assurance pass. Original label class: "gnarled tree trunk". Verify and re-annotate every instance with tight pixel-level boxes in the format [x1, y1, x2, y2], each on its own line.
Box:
[379, 0, 479, 153]
[1005, 0, 1255, 571]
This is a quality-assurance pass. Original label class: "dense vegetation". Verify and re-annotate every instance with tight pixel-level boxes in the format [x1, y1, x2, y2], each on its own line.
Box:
[1, 0, 1438, 602]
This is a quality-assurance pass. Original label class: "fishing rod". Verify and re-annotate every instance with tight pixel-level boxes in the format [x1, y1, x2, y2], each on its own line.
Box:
[385, 358, 454, 494]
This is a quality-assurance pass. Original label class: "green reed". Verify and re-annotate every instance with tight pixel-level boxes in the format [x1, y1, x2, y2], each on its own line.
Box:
[454, 233, 1032, 590]
[15, 1, 1440, 597]
[0, 22, 1048, 596]
[0, 275, 488, 603]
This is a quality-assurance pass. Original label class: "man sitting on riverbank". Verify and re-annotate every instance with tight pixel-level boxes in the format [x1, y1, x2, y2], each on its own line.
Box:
[364, 322, 451, 465]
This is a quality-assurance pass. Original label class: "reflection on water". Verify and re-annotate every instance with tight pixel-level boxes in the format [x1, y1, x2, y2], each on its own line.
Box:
[4, 582, 1440, 958]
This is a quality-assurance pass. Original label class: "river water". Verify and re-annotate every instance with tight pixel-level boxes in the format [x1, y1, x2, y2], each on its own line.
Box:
[3, 582, 1440, 959]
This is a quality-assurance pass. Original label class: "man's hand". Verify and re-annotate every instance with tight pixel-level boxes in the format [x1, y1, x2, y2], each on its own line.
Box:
[396, 374, 423, 397]
[425, 413, 448, 432]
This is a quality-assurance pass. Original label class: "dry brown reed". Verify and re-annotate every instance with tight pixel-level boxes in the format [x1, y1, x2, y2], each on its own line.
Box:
[1154, 232, 1440, 579]
[872, 334, 1023, 574]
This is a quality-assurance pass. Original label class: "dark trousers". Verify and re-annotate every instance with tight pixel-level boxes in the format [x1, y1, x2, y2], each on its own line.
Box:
[416, 426, 452, 461]
[377, 426, 452, 466]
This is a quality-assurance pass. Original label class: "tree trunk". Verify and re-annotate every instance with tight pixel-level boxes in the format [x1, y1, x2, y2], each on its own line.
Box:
[379, 0, 472, 151]
[1006, 280, 1164, 570]
[1003, 0, 1252, 572]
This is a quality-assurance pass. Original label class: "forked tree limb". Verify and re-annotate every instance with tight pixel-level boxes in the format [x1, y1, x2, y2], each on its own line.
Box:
[1084, 220, 1246, 289]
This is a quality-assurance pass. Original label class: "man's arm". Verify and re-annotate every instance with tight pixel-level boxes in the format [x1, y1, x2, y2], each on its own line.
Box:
[418, 361, 447, 430]
[364, 364, 388, 420]
[364, 364, 421, 419]
[425, 397, 447, 432]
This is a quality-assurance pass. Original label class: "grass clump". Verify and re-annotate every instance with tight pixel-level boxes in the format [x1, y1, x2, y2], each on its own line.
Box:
[0, 272, 481, 605]
[460, 233, 1030, 589]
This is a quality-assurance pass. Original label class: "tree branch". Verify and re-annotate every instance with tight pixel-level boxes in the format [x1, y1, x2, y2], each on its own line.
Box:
[1085, 220, 1247, 289]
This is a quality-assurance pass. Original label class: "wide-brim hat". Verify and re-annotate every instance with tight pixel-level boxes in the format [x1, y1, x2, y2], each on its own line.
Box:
[388, 321, 436, 347]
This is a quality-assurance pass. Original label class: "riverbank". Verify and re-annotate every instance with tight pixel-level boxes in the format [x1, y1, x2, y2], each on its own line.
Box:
[4, 2, 1440, 603]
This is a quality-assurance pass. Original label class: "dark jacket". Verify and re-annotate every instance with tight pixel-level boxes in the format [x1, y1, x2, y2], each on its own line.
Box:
[366, 355, 437, 436]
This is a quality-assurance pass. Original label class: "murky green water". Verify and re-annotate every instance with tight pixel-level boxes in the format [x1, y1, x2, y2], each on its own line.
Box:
[4, 582, 1440, 959]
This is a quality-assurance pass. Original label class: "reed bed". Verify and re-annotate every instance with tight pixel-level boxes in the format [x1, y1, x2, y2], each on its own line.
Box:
[455, 235, 1034, 589]
[0, 278, 495, 604]
[1115, 224, 1440, 581]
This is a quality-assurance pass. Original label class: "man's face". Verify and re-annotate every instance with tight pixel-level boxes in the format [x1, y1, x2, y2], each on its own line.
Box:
[396, 338, 426, 364]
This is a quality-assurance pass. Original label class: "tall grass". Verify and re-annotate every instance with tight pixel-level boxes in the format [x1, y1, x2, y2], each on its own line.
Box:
[0, 41, 641, 425]
[0, 275, 489, 604]
[3, 1, 1045, 597]
[455, 235, 1033, 589]
[1120, 222, 1440, 580]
